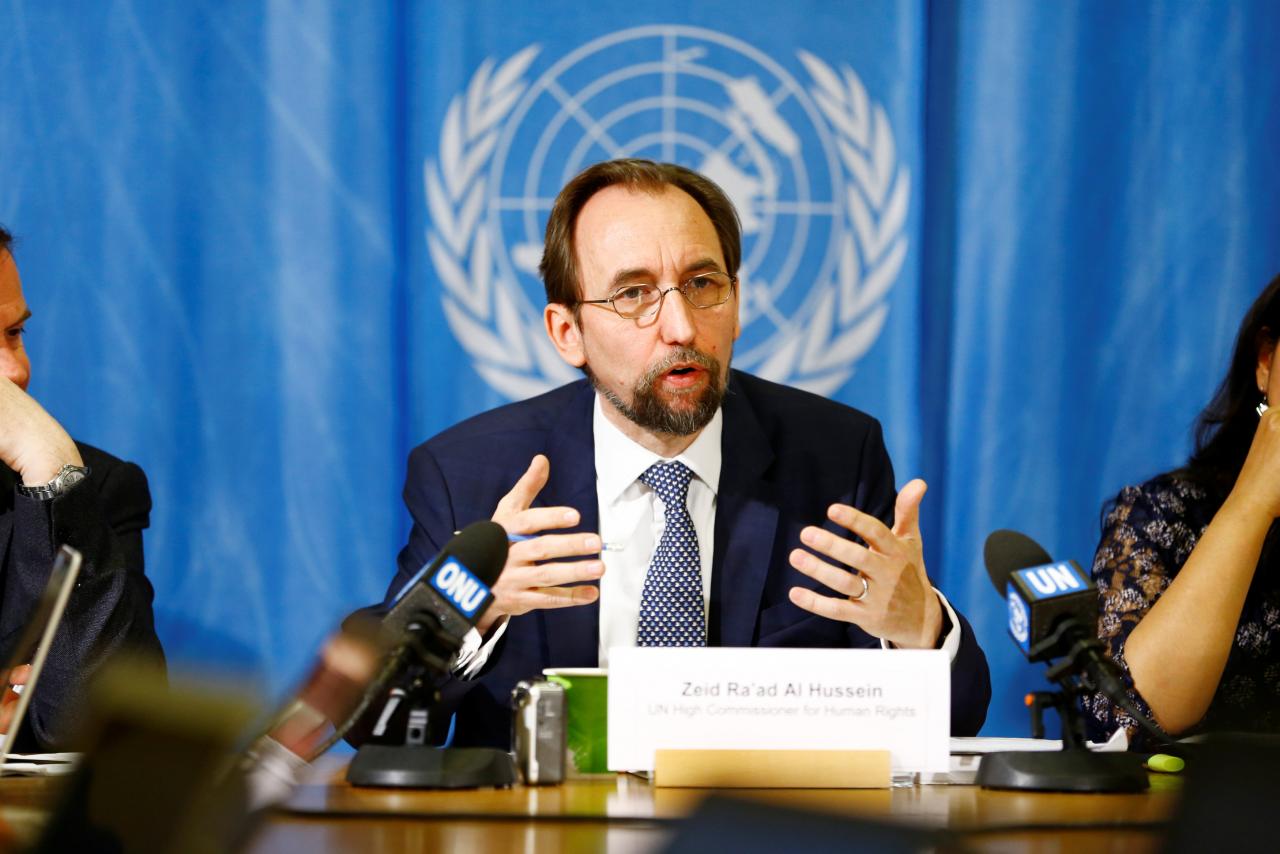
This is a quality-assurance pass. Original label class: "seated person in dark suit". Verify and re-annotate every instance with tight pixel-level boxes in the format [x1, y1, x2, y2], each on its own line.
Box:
[373, 160, 990, 747]
[0, 225, 164, 750]
[1086, 273, 1280, 749]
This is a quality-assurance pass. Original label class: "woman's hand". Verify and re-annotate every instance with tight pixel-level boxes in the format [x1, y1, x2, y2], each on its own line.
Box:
[1225, 408, 1280, 519]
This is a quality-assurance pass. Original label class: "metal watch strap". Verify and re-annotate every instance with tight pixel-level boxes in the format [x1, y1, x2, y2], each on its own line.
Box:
[15, 463, 91, 501]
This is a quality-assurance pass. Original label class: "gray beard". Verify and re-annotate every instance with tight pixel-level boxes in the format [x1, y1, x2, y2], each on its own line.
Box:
[587, 347, 726, 437]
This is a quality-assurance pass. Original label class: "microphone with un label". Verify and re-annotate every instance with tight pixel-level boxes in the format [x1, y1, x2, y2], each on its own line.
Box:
[984, 530, 1096, 664]
[976, 531, 1172, 794]
[983, 529, 1131, 702]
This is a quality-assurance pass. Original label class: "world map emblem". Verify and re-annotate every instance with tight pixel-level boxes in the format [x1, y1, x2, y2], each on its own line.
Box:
[425, 25, 909, 399]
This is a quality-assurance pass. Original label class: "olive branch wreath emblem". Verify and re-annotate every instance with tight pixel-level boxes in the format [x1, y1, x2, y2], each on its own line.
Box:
[425, 43, 907, 399]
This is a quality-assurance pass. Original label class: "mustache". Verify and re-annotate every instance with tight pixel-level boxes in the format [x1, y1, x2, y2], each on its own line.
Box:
[587, 345, 726, 437]
[638, 347, 721, 387]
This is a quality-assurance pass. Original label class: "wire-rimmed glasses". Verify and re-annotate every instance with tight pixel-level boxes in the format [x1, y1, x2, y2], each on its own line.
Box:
[579, 271, 736, 319]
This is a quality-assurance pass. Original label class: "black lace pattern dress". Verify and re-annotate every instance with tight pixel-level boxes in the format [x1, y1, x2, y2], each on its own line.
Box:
[1084, 473, 1280, 749]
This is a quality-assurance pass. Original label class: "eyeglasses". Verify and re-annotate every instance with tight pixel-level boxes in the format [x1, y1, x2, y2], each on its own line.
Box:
[579, 271, 736, 320]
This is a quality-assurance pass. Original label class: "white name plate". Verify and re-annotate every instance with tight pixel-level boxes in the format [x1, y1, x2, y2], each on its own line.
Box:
[607, 647, 950, 773]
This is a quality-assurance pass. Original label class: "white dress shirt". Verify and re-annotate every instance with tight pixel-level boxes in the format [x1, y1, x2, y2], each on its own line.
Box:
[593, 396, 721, 666]
[453, 394, 960, 676]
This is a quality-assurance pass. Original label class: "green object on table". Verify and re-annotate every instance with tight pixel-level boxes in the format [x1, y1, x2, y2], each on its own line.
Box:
[544, 668, 609, 775]
[1145, 753, 1185, 774]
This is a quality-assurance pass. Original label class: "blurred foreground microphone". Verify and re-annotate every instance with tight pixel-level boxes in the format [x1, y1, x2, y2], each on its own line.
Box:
[240, 616, 389, 812]
[977, 529, 1155, 792]
[242, 521, 510, 805]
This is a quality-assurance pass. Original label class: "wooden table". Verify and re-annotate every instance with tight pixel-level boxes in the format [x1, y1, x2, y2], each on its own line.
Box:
[242, 760, 1182, 853]
[0, 775, 64, 851]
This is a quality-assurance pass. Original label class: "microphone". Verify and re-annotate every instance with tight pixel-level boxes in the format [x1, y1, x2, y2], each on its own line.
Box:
[350, 519, 510, 742]
[983, 529, 1104, 667]
[977, 529, 1156, 792]
[380, 520, 508, 662]
[346, 520, 519, 789]
[984, 529, 1138, 706]
[241, 521, 511, 805]
[240, 615, 389, 811]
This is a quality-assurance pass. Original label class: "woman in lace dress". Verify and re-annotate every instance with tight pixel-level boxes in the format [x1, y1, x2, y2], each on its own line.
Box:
[1086, 275, 1280, 748]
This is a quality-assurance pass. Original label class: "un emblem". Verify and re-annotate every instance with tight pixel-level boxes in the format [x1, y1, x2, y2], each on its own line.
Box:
[1008, 591, 1030, 646]
[425, 25, 909, 399]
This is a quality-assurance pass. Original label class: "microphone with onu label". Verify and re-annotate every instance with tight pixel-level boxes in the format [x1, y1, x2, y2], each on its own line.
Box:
[345, 520, 520, 789]
[378, 519, 508, 672]
[347, 519, 509, 748]
[241, 520, 511, 805]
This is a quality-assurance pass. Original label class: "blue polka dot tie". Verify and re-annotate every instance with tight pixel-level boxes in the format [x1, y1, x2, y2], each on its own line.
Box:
[637, 461, 706, 647]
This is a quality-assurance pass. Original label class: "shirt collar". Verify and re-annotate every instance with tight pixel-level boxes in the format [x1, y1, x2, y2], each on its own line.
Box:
[593, 394, 723, 504]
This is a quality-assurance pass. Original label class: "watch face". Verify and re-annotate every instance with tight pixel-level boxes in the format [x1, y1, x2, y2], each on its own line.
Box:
[55, 466, 89, 492]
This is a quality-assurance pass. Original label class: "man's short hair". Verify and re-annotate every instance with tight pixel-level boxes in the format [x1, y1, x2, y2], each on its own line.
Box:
[538, 159, 742, 307]
[0, 224, 12, 256]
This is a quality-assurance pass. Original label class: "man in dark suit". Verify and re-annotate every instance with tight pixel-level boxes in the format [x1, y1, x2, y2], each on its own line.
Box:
[0, 225, 164, 750]
[382, 160, 989, 746]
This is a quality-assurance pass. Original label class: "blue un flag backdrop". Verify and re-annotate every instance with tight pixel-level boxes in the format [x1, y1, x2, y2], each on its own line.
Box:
[1, 1, 1279, 736]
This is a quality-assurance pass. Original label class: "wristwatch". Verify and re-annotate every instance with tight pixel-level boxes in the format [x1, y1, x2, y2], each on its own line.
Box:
[16, 463, 91, 500]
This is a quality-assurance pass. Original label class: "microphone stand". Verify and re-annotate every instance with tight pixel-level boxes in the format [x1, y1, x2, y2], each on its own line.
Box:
[345, 614, 517, 789]
[977, 622, 1149, 792]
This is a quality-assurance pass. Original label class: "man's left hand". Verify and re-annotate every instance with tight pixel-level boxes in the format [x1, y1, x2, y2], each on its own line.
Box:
[787, 479, 944, 649]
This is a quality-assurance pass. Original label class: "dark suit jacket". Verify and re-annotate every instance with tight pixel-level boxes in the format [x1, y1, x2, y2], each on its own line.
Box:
[384, 371, 990, 746]
[0, 442, 164, 750]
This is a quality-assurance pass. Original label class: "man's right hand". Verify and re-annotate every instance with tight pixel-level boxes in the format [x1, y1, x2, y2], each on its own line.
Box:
[0, 376, 83, 486]
[476, 454, 604, 636]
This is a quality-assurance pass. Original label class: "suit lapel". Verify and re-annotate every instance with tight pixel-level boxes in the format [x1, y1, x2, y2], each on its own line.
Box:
[713, 378, 779, 647]
[537, 384, 602, 667]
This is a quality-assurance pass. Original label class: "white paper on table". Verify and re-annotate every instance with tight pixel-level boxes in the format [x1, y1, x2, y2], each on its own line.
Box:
[0, 751, 81, 777]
